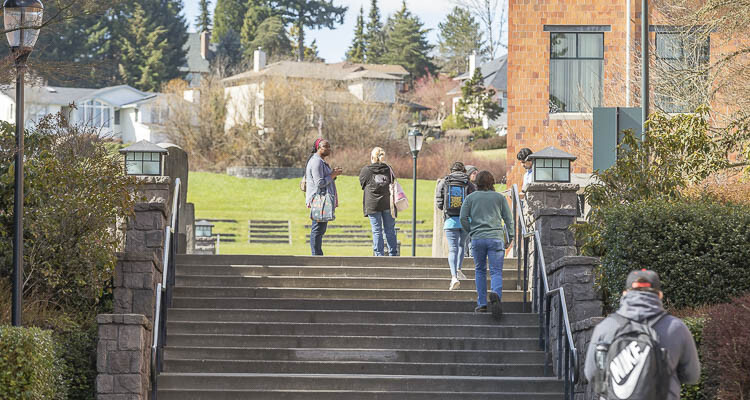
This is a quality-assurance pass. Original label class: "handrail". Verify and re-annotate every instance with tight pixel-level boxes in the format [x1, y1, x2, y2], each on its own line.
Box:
[150, 177, 181, 399]
[511, 184, 578, 400]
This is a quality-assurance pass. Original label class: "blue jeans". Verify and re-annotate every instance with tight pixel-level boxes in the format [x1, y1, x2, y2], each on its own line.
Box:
[472, 238, 505, 307]
[445, 228, 468, 277]
[368, 210, 398, 256]
[310, 220, 328, 256]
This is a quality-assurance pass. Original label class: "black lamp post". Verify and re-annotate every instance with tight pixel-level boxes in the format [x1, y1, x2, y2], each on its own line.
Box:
[4, 0, 44, 327]
[407, 128, 423, 257]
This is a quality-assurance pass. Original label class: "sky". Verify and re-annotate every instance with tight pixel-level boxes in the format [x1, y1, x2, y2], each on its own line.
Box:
[182, 0, 459, 63]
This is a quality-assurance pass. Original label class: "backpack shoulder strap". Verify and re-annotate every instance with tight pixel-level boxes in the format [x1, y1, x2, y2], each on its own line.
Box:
[647, 311, 668, 328]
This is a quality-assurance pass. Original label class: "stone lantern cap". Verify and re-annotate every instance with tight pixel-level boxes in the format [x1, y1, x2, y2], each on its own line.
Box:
[118, 140, 169, 154]
[195, 220, 214, 227]
[526, 146, 577, 161]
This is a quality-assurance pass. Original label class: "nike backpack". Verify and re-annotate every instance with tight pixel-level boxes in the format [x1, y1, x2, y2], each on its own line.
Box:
[593, 312, 671, 400]
[443, 177, 468, 217]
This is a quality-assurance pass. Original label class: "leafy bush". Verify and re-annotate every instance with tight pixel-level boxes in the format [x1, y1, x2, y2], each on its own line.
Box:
[441, 114, 468, 131]
[702, 294, 750, 399]
[469, 126, 494, 140]
[597, 198, 750, 311]
[680, 316, 708, 400]
[0, 326, 66, 399]
[471, 135, 507, 150]
[56, 322, 98, 399]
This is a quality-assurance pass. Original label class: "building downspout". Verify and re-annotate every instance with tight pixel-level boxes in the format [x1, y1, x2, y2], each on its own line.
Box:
[626, 0, 631, 107]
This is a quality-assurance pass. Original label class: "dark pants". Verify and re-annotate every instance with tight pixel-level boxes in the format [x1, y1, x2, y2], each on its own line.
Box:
[310, 220, 328, 256]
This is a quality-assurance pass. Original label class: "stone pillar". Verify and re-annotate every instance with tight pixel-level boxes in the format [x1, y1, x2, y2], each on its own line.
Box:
[113, 252, 163, 319]
[572, 316, 605, 400]
[96, 314, 152, 400]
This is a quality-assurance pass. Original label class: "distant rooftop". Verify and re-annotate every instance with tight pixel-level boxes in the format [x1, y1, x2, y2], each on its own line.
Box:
[448, 55, 508, 95]
[223, 61, 409, 85]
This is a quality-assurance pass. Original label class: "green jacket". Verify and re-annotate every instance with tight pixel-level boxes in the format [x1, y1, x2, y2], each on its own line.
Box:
[459, 190, 514, 242]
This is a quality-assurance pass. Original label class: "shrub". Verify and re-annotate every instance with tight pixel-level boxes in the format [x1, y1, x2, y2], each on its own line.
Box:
[701, 294, 750, 399]
[597, 198, 750, 311]
[56, 322, 98, 399]
[469, 126, 494, 140]
[679, 315, 709, 400]
[0, 326, 66, 399]
[471, 135, 507, 151]
[441, 114, 467, 131]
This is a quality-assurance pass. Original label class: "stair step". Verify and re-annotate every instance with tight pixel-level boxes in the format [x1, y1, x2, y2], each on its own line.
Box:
[175, 276, 520, 290]
[170, 298, 533, 313]
[165, 334, 542, 351]
[156, 389, 564, 400]
[175, 255, 517, 268]
[156, 373, 563, 392]
[162, 359, 547, 376]
[162, 346, 546, 364]
[166, 309, 538, 325]
[172, 287, 527, 301]
[165, 321, 540, 338]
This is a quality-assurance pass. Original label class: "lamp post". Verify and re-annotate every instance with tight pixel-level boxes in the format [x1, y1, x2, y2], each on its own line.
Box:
[407, 128, 423, 257]
[4, 0, 44, 327]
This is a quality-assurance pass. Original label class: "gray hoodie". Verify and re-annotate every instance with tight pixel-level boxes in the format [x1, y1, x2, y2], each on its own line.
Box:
[584, 290, 701, 400]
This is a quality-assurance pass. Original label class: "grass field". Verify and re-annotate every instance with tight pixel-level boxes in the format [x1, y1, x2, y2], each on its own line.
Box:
[473, 148, 507, 160]
[187, 172, 441, 256]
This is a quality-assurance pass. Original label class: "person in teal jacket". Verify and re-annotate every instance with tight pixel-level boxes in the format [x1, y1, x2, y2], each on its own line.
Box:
[460, 170, 514, 318]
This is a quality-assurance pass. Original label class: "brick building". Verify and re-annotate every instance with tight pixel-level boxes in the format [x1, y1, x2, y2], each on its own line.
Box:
[506, 0, 720, 187]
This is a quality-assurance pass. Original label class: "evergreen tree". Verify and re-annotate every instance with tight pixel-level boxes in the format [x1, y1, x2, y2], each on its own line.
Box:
[196, 0, 212, 33]
[145, 0, 188, 82]
[240, 1, 273, 60]
[364, 0, 384, 63]
[212, 28, 243, 76]
[268, 0, 347, 62]
[346, 6, 366, 63]
[289, 25, 323, 62]
[438, 7, 485, 76]
[118, 3, 169, 91]
[249, 16, 292, 61]
[455, 67, 502, 127]
[381, 1, 436, 80]
[213, 0, 248, 43]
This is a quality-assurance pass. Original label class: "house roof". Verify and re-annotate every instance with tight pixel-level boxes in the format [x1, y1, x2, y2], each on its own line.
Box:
[118, 140, 169, 154]
[448, 54, 508, 95]
[526, 146, 578, 161]
[2, 84, 157, 108]
[180, 32, 216, 74]
[223, 61, 408, 85]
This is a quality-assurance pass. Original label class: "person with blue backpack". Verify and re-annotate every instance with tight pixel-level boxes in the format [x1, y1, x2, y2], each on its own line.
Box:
[584, 269, 700, 400]
[436, 162, 476, 290]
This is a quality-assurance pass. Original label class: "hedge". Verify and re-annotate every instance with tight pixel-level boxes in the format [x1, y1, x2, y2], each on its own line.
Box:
[680, 316, 708, 400]
[0, 326, 65, 399]
[598, 198, 750, 311]
[701, 294, 750, 399]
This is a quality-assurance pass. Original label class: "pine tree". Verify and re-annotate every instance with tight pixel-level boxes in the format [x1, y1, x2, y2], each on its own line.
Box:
[146, 0, 188, 82]
[212, 28, 243, 76]
[364, 0, 384, 63]
[196, 0, 212, 33]
[213, 0, 249, 43]
[248, 16, 292, 61]
[268, 0, 347, 62]
[381, 1, 436, 80]
[118, 3, 169, 92]
[455, 67, 502, 128]
[438, 7, 485, 76]
[241, 1, 273, 60]
[345, 6, 366, 63]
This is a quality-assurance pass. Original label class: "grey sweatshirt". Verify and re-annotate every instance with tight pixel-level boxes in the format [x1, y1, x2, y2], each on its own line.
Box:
[584, 291, 701, 400]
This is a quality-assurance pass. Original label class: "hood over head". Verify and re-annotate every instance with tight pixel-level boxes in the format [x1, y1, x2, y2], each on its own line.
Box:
[616, 290, 665, 322]
[367, 162, 391, 175]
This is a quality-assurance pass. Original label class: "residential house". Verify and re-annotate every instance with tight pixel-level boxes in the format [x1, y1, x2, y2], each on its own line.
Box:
[506, 0, 722, 187]
[449, 54, 508, 134]
[0, 84, 170, 143]
[180, 31, 215, 88]
[222, 49, 417, 131]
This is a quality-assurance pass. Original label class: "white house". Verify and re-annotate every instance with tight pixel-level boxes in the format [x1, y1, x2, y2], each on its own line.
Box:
[448, 54, 508, 133]
[0, 84, 170, 143]
[221, 49, 416, 131]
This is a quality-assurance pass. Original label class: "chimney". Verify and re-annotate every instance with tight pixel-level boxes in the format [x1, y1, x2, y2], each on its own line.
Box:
[253, 48, 266, 72]
[468, 52, 479, 76]
[200, 31, 210, 60]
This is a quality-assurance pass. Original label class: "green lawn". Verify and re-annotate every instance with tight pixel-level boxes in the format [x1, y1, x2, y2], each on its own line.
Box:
[472, 148, 507, 160]
[187, 172, 441, 256]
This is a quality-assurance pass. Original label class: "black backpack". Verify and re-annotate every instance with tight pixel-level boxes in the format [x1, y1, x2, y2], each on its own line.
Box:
[442, 176, 468, 217]
[593, 312, 671, 400]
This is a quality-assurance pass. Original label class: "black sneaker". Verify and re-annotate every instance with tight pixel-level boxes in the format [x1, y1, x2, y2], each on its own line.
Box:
[474, 305, 487, 313]
[488, 292, 503, 320]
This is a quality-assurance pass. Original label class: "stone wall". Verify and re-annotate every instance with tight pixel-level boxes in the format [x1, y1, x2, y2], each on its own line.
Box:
[96, 314, 152, 399]
[227, 166, 304, 179]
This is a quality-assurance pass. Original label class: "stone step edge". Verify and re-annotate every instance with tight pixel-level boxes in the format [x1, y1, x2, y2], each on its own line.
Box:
[162, 345, 545, 354]
[156, 372, 559, 380]
[165, 333, 542, 341]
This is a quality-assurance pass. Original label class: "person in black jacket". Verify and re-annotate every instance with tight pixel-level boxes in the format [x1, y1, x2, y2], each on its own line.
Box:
[359, 147, 398, 256]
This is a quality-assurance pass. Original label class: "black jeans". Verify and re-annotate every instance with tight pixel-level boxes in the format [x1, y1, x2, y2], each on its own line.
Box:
[310, 220, 328, 255]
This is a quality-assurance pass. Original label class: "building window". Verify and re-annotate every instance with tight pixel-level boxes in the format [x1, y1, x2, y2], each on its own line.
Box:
[114, 110, 120, 125]
[549, 32, 604, 113]
[654, 32, 710, 113]
[76, 100, 111, 129]
[150, 105, 169, 125]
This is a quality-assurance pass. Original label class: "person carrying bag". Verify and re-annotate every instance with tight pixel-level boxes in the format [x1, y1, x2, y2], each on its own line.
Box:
[305, 138, 341, 256]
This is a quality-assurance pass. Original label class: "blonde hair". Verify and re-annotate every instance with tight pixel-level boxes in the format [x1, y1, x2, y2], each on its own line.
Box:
[370, 147, 386, 164]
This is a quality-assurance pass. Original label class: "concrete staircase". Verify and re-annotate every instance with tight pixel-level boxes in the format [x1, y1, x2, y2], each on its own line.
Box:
[156, 255, 562, 399]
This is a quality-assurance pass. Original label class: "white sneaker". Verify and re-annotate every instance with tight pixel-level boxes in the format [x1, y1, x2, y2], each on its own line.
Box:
[456, 270, 468, 280]
[449, 277, 460, 290]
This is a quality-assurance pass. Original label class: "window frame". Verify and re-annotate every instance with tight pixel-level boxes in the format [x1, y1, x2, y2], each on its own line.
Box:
[533, 158, 571, 183]
[125, 151, 162, 176]
[549, 31, 605, 114]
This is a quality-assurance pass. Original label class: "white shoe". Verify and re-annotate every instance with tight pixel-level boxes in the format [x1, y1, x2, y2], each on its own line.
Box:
[449, 277, 460, 290]
[456, 270, 468, 280]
